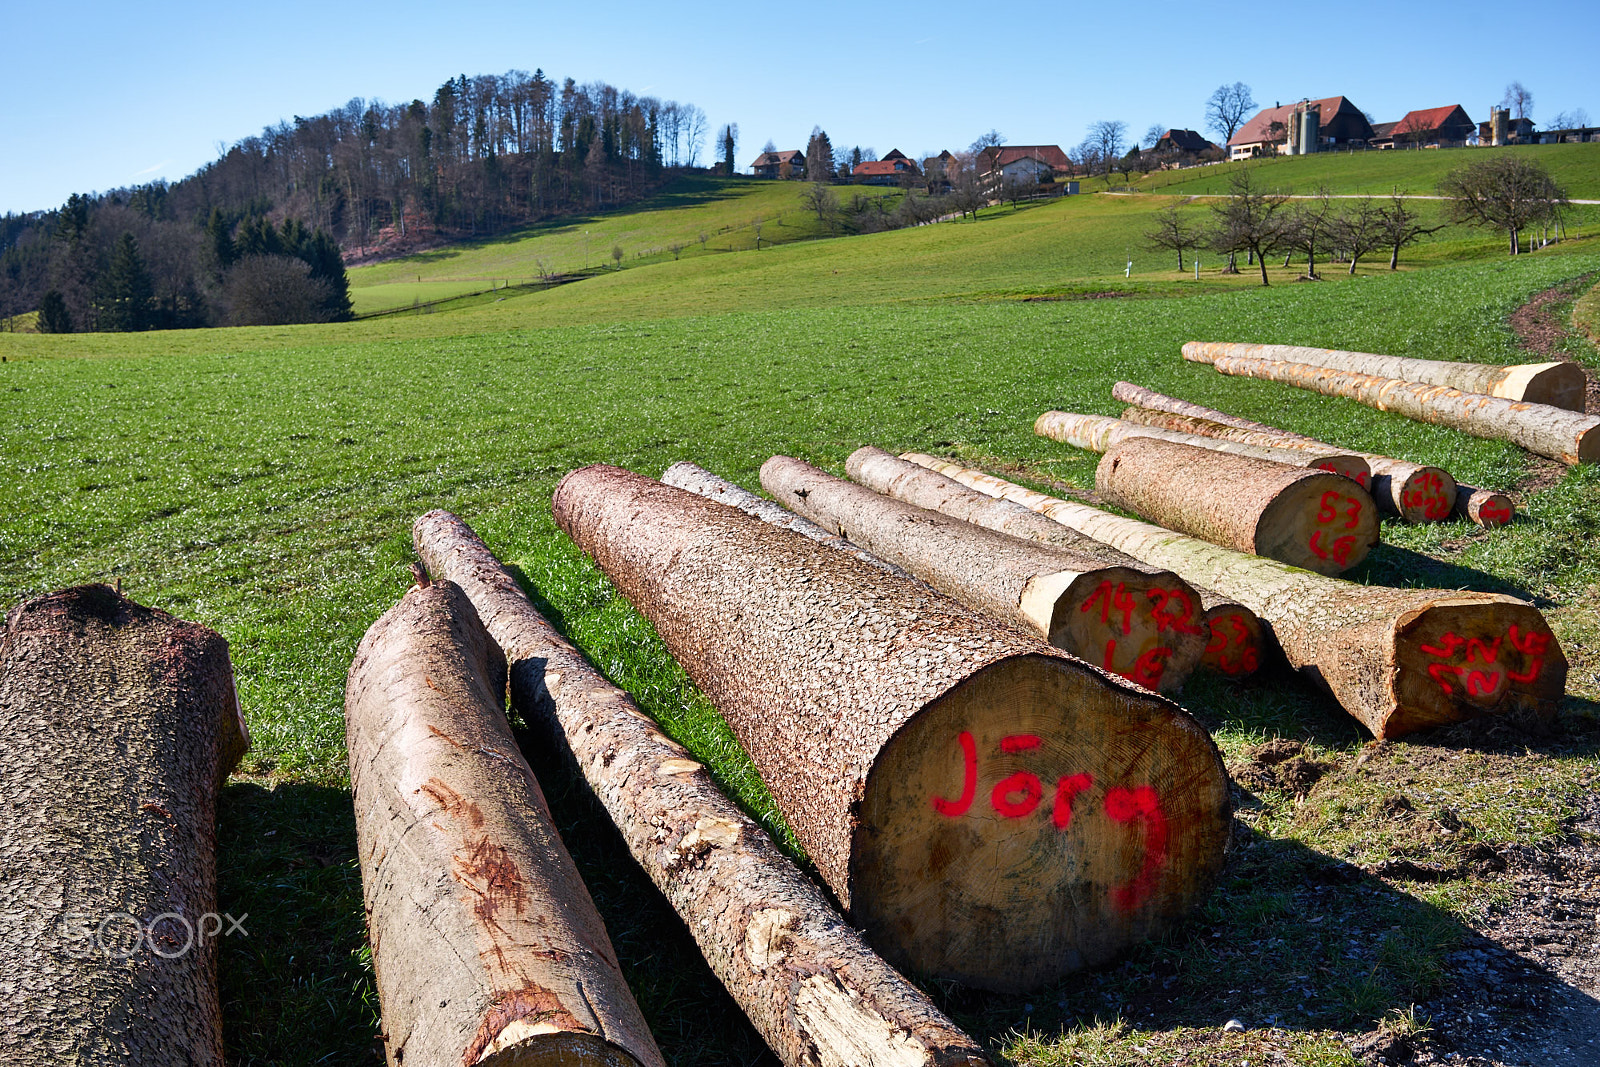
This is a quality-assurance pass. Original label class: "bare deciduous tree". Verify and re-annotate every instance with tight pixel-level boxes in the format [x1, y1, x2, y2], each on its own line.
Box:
[1143, 125, 1166, 150]
[1143, 201, 1202, 271]
[1327, 199, 1385, 274]
[1208, 166, 1290, 286]
[1500, 81, 1535, 122]
[1439, 157, 1567, 255]
[968, 129, 1005, 154]
[1087, 121, 1128, 175]
[1281, 187, 1336, 279]
[1205, 82, 1257, 143]
[801, 183, 838, 229]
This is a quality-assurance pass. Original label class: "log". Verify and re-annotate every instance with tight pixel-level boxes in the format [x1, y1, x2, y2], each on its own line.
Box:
[761, 455, 1206, 693]
[661, 460, 914, 581]
[899, 453, 1568, 739]
[1114, 404, 1456, 524]
[843, 446, 1266, 679]
[414, 510, 992, 1067]
[1194, 354, 1600, 465]
[1084, 434, 1380, 576]
[553, 465, 1230, 992]
[1181, 340, 1588, 412]
[1452, 485, 1515, 528]
[346, 579, 663, 1067]
[1031, 408, 1372, 488]
[0, 584, 249, 1065]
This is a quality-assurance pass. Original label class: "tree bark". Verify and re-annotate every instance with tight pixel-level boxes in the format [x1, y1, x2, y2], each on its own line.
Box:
[843, 446, 1265, 679]
[899, 454, 1567, 739]
[1180, 341, 1587, 412]
[761, 455, 1206, 693]
[0, 584, 249, 1066]
[661, 461, 914, 582]
[1034, 409, 1372, 493]
[1110, 402, 1456, 523]
[413, 510, 992, 1067]
[1452, 485, 1516, 528]
[1190, 354, 1600, 465]
[346, 579, 663, 1067]
[1082, 435, 1380, 575]
[552, 465, 1230, 992]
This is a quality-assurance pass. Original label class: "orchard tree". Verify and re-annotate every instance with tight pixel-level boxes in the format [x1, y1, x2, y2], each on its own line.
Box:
[1205, 82, 1256, 143]
[1376, 193, 1444, 269]
[1143, 201, 1202, 271]
[1327, 199, 1385, 274]
[1438, 157, 1566, 255]
[1209, 166, 1289, 285]
[1281, 188, 1335, 279]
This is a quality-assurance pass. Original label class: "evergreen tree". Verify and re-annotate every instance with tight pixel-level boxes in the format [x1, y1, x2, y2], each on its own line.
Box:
[36, 290, 72, 333]
[203, 208, 236, 280]
[97, 233, 153, 332]
[724, 124, 738, 175]
[302, 229, 353, 321]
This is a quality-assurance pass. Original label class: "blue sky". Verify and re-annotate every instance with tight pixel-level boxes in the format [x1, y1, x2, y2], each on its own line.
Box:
[3, 0, 1595, 214]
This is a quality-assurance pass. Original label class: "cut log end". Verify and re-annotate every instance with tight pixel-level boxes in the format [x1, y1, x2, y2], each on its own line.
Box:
[475, 1028, 648, 1067]
[1500, 361, 1587, 412]
[1201, 605, 1266, 678]
[1048, 568, 1208, 693]
[1453, 485, 1515, 528]
[1254, 471, 1380, 573]
[851, 653, 1230, 992]
[1385, 466, 1457, 524]
[1306, 455, 1374, 490]
[1387, 598, 1567, 738]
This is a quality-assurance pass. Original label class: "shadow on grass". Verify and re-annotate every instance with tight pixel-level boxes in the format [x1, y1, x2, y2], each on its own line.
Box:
[216, 779, 376, 1066]
[1354, 541, 1535, 601]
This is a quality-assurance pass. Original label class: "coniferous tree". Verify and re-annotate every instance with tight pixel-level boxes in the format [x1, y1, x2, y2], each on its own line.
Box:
[303, 229, 353, 321]
[96, 232, 153, 332]
[722, 124, 737, 176]
[36, 290, 73, 334]
[202, 207, 237, 280]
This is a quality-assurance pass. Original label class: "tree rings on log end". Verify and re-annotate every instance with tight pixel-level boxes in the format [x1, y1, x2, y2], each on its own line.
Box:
[1454, 486, 1515, 528]
[1497, 361, 1587, 412]
[1201, 604, 1266, 678]
[1306, 455, 1374, 491]
[850, 652, 1230, 992]
[1038, 567, 1207, 694]
[1252, 471, 1380, 573]
[1383, 466, 1457, 524]
[1385, 597, 1567, 738]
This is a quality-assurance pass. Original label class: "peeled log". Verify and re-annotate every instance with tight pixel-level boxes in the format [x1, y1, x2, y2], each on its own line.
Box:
[1181, 340, 1588, 412]
[1089, 436, 1379, 575]
[553, 465, 1230, 992]
[900, 453, 1567, 739]
[0, 585, 249, 1065]
[662, 461, 915, 582]
[414, 510, 992, 1067]
[346, 580, 663, 1067]
[844, 446, 1266, 679]
[1197, 354, 1600, 465]
[1032, 408, 1371, 488]
[1453, 485, 1515, 528]
[762, 455, 1206, 693]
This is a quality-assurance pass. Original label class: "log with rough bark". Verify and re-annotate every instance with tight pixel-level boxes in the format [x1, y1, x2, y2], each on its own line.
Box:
[844, 446, 1267, 679]
[761, 454, 1206, 693]
[1453, 485, 1516, 528]
[661, 461, 915, 581]
[1082, 434, 1380, 575]
[1192, 354, 1600, 465]
[1114, 404, 1456, 524]
[0, 584, 249, 1066]
[414, 509, 992, 1067]
[900, 453, 1568, 739]
[1031, 408, 1372, 488]
[553, 464, 1230, 992]
[346, 579, 663, 1067]
[1181, 341, 1588, 412]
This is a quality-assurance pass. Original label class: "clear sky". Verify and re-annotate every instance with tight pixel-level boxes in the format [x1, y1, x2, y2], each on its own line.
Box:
[4, 0, 1596, 215]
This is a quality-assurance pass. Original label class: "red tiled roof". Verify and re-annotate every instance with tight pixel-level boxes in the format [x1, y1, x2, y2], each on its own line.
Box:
[1393, 105, 1471, 136]
[750, 150, 803, 167]
[853, 158, 918, 176]
[981, 145, 1071, 171]
[1228, 97, 1360, 146]
[1156, 129, 1215, 153]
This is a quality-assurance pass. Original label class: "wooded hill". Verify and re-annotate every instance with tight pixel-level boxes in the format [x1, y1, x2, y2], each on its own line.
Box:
[0, 69, 710, 330]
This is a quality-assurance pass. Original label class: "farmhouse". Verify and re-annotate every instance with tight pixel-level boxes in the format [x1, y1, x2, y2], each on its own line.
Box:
[1385, 105, 1476, 147]
[922, 149, 958, 192]
[1152, 129, 1217, 155]
[853, 149, 921, 184]
[750, 150, 805, 179]
[979, 145, 1072, 177]
[1228, 97, 1374, 159]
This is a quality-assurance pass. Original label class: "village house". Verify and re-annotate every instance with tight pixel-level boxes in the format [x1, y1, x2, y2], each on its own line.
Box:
[1152, 129, 1217, 155]
[1227, 97, 1374, 159]
[1371, 105, 1476, 148]
[852, 149, 921, 185]
[921, 150, 958, 193]
[749, 150, 805, 179]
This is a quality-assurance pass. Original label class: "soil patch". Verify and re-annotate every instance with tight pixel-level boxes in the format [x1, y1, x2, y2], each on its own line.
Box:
[1506, 273, 1599, 415]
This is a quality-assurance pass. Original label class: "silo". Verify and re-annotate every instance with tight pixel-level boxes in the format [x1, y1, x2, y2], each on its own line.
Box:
[1300, 106, 1320, 154]
[1490, 108, 1508, 146]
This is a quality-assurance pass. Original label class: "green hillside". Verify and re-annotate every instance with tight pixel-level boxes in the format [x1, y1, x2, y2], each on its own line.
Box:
[4, 149, 1600, 1066]
[1125, 141, 1600, 198]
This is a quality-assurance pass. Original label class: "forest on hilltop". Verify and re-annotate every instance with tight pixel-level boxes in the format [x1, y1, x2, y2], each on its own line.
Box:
[1, 70, 712, 331]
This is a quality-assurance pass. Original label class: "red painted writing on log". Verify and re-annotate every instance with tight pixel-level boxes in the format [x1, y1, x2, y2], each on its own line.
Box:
[1205, 614, 1260, 675]
[1400, 471, 1452, 520]
[1417, 623, 1551, 698]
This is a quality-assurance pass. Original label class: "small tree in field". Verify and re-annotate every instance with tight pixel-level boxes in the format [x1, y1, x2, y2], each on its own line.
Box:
[1376, 193, 1443, 269]
[1281, 188, 1335, 279]
[1328, 199, 1385, 274]
[610, 244, 624, 269]
[1143, 201, 1202, 271]
[1438, 156, 1567, 255]
[1209, 167, 1289, 286]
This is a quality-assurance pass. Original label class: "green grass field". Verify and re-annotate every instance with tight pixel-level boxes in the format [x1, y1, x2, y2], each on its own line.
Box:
[1124, 142, 1600, 199]
[4, 157, 1599, 1065]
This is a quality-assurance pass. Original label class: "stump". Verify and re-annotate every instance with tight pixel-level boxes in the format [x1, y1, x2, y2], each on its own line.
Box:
[1181, 341, 1588, 412]
[1033, 408, 1372, 489]
[0, 585, 249, 1066]
[1194, 354, 1600, 465]
[762, 454, 1207, 693]
[346, 580, 663, 1067]
[1114, 404, 1456, 524]
[899, 454, 1567, 739]
[413, 509, 992, 1067]
[844, 446, 1266, 680]
[1091, 437, 1380, 575]
[553, 465, 1231, 992]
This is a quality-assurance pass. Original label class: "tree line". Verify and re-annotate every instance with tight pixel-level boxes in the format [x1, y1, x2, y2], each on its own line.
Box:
[2, 68, 714, 330]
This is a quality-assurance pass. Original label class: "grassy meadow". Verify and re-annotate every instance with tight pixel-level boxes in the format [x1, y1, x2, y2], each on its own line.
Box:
[4, 166, 1600, 1065]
